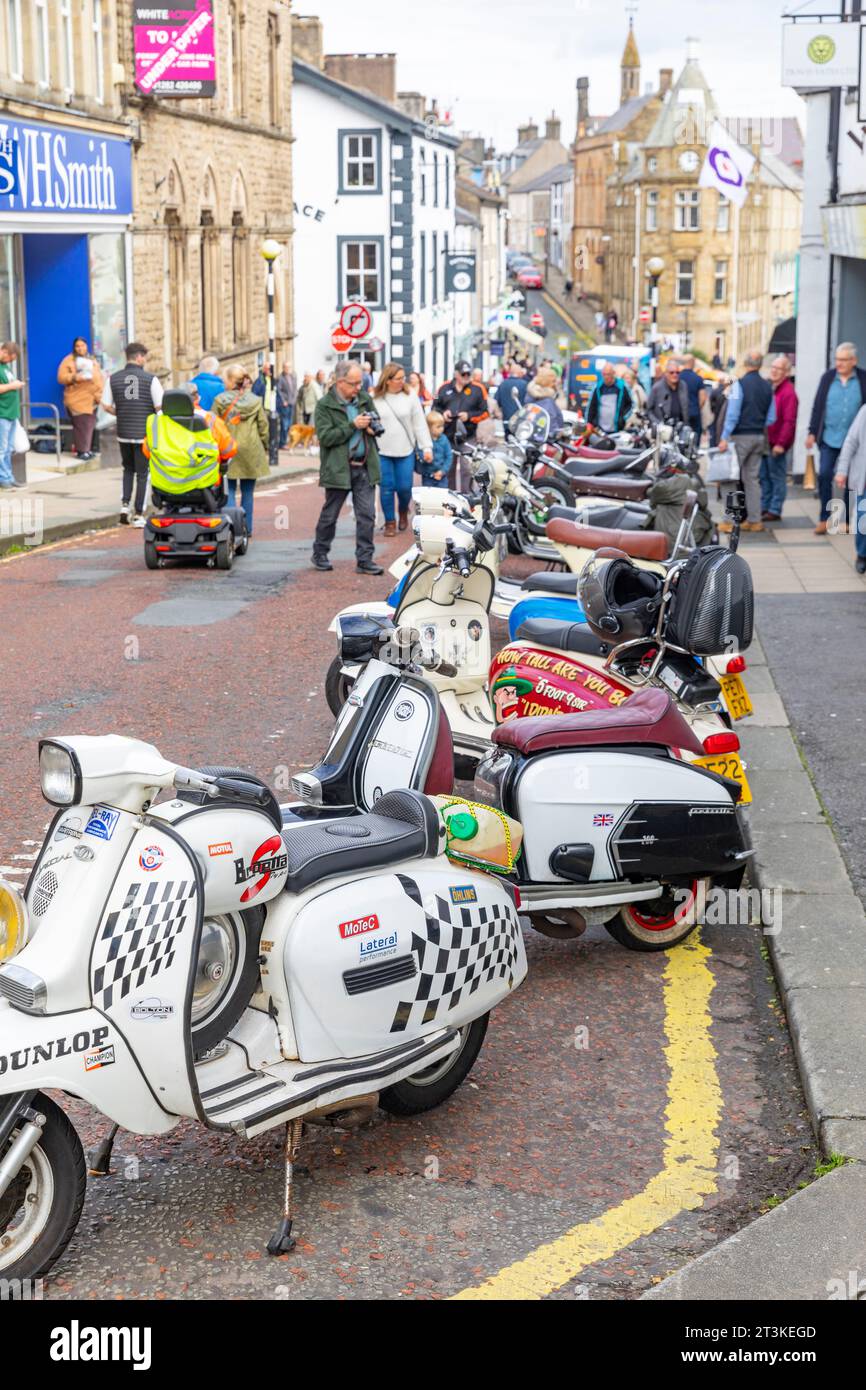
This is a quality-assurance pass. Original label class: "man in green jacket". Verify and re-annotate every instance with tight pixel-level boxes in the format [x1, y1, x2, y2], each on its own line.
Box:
[312, 360, 383, 574]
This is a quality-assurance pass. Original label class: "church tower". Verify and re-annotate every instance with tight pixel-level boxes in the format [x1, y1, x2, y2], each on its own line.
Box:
[621, 19, 640, 106]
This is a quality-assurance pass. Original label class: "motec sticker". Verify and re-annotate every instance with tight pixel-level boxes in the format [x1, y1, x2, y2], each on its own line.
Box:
[234, 836, 288, 904]
[339, 913, 381, 940]
[84, 806, 120, 842]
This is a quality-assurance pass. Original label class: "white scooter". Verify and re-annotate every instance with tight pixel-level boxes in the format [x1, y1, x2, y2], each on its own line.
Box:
[0, 737, 526, 1281]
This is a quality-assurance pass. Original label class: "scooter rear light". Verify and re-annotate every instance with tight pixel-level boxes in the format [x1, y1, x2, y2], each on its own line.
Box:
[155, 545, 172, 553]
[199, 544, 217, 553]
[702, 732, 741, 756]
[513, 887, 522, 910]
[726, 655, 747, 674]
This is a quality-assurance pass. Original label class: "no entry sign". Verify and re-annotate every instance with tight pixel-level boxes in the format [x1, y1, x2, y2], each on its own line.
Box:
[331, 329, 354, 353]
[340, 303, 372, 340]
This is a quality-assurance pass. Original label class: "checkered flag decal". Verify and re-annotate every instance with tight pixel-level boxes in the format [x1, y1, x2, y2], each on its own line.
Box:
[390, 876, 521, 1033]
[92, 879, 194, 1011]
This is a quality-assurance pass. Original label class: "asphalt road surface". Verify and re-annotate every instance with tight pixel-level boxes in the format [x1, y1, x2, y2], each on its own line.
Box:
[0, 478, 815, 1300]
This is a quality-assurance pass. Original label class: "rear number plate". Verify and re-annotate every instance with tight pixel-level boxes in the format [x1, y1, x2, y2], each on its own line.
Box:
[695, 752, 753, 805]
[719, 674, 753, 720]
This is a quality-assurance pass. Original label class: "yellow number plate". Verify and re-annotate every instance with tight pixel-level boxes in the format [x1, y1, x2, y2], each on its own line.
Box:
[695, 753, 753, 805]
[719, 674, 753, 721]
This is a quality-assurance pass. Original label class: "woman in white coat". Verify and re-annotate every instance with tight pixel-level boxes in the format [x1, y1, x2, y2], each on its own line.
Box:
[835, 403, 866, 573]
[372, 362, 433, 535]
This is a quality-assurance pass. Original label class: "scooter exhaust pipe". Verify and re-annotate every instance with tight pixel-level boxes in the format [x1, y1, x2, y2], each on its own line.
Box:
[528, 910, 588, 940]
[305, 1093, 380, 1129]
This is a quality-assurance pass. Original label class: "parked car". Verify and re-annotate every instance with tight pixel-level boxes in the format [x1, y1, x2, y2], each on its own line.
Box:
[516, 266, 543, 290]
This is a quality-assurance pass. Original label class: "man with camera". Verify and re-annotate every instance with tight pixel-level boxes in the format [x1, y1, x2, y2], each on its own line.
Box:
[311, 359, 384, 575]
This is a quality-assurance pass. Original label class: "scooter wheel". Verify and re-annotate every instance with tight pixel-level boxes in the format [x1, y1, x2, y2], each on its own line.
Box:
[144, 538, 160, 570]
[191, 907, 265, 1057]
[521, 478, 573, 537]
[605, 881, 700, 952]
[0, 1092, 86, 1282]
[325, 656, 354, 717]
[216, 536, 234, 571]
[379, 1015, 489, 1116]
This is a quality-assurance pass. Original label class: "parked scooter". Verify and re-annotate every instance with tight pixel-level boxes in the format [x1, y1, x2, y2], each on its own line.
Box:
[298, 621, 753, 953]
[0, 737, 526, 1280]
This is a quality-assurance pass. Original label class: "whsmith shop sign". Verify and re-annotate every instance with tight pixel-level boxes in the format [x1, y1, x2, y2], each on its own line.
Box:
[0, 118, 133, 218]
[134, 1, 217, 98]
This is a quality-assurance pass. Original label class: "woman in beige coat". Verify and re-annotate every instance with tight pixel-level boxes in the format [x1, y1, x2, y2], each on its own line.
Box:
[57, 337, 104, 460]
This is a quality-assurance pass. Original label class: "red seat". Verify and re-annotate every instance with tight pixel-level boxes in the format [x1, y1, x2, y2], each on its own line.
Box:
[491, 687, 705, 757]
[567, 445, 625, 460]
[546, 517, 668, 562]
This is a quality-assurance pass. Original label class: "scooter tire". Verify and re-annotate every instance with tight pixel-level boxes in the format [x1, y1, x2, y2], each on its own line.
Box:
[216, 536, 234, 571]
[192, 906, 266, 1057]
[0, 1093, 86, 1282]
[325, 656, 354, 717]
[379, 1014, 489, 1116]
[522, 478, 573, 537]
[604, 883, 700, 953]
[144, 538, 160, 570]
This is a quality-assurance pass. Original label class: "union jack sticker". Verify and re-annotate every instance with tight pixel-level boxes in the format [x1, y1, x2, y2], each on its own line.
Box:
[593, 813, 614, 828]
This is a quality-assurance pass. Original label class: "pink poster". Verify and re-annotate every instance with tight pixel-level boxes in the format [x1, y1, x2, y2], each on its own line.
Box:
[133, 2, 216, 98]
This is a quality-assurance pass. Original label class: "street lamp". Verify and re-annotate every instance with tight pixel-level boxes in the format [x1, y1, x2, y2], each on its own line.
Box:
[260, 239, 281, 469]
[647, 256, 665, 361]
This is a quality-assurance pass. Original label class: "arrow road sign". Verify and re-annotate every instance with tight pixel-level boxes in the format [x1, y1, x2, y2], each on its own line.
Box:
[340, 303, 372, 340]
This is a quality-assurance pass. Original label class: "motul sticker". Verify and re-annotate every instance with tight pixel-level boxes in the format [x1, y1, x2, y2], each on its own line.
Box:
[84, 1044, 116, 1072]
[208, 842, 233, 857]
[339, 913, 381, 939]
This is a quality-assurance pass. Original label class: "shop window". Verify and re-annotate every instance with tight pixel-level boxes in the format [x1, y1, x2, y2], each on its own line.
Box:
[89, 233, 128, 373]
[339, 131, 381, 194]
[338, 238, 383, 308]
[91, 0, 105, 103]
[232, 212, 250, 344]
[200, 210, 222, 351]
[0, 235, 17, 343]
[5, 0, 22, 80]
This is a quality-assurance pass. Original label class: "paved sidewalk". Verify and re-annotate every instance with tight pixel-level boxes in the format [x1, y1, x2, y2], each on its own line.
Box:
[0, 449, 320, 554]
[647, 483, 866, 1300]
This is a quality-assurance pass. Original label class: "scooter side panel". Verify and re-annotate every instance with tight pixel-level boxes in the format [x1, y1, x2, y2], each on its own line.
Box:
[0, 1001, 179, 1134]
[514, 750, 735, 883]
[276, 861, 526, 1064]
[489, 643, 633, 724]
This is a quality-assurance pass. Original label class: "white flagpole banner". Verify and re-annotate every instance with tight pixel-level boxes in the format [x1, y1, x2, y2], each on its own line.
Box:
[698, 121, 755, 210]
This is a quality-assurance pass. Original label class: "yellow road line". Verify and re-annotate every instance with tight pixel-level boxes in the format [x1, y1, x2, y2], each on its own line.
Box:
[452, 934, 721, 1300]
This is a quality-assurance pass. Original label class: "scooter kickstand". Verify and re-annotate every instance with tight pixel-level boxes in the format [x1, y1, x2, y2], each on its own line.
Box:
[88, 1123, 120, 1177]
[267, 1117, 304, 1257]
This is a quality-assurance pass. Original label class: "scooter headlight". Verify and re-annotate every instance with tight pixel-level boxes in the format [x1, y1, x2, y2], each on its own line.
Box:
[0, 879, 30, 963]
[38, 740, 82, 806]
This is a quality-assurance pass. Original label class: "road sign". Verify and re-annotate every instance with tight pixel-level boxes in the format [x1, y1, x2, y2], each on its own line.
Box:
[501, 309, 519, 327]
[367, 336, 384, 352]
[331, 329, 354, 353]
[340, 303, 372, 340]
[530, 312, 545, 329]
[557, 335, 570, 352]
[639, 306, 651, 323]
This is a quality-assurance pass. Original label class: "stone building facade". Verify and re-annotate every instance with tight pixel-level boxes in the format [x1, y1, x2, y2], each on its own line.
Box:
[119, 0, 295, 383]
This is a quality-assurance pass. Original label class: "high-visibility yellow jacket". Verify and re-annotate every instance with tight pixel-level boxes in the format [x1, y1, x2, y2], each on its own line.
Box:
[145, 412, 222, 495]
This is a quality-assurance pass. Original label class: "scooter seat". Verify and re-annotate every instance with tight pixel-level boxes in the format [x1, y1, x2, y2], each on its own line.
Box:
[515, 617, 610, 658]
[548, 503, 649, 531]
[491, 687, 704, 757]
[547, 517, 669, 562]
[280, 789, 441, 896]
[521, 571, 579, 596]
[568, 476, 653, 502]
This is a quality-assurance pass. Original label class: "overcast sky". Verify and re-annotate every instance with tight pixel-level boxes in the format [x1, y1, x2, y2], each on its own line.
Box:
[305, 0, 813, 148]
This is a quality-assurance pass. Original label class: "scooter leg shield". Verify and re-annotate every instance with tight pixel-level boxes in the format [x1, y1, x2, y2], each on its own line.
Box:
[276, 863, 527, 1064]
[0, 1001, 178, 1135]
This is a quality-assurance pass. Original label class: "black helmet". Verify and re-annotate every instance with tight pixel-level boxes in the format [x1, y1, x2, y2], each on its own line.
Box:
[578, 552, 663, 642]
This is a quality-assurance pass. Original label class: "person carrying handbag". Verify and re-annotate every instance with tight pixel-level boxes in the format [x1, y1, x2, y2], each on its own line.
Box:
[373, 362, 433, 535]
[0, 341, 26, 490]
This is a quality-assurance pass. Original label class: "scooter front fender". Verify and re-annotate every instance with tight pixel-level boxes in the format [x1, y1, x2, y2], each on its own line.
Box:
[0, 1000, 178, 1135]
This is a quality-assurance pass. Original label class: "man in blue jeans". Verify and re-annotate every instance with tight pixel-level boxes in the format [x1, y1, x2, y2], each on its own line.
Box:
[0, 342, 26, 489]
[806, 342, 866, 535]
